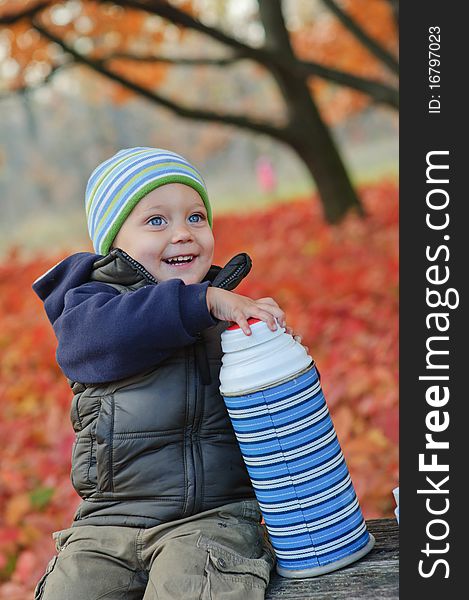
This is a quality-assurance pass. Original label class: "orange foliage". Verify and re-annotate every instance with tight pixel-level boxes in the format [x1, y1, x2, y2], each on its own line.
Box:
[1, 0, 185, 100]
[1, 1, 397, 121]
[293, 0, 398, 123]
[0, 181, 398, 596]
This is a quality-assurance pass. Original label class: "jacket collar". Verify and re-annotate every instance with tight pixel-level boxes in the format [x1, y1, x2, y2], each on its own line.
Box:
[90, 249, 251, 291]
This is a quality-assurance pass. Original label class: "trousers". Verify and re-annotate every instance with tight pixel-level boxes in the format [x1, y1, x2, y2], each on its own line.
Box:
[34, 499, 275, 600]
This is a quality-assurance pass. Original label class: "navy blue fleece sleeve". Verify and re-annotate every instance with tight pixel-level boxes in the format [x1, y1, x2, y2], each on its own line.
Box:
[54, 279, 216, 383]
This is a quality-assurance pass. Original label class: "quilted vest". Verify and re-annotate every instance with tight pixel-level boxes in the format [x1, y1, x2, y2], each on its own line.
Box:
[68, 249, 255, 527]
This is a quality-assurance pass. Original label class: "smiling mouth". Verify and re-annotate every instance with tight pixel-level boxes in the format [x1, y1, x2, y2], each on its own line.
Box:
[163, 254, 196, 265]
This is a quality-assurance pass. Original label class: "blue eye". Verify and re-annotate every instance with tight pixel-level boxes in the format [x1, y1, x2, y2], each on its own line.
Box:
[188, 213, 204, 223]
[148, 216, 166, 227]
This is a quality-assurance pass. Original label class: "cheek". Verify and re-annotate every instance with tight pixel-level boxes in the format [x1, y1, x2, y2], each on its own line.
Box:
[128, 241, 165, 268]
[139, 238, 165, 255]
[201, 231, 215, 259]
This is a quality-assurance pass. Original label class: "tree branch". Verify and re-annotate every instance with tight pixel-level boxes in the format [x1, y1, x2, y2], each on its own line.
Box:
[112, 0, 259, 55]
[102, 52, 241, 66]
[297, 59, 398, 108]
[31, 19, 290, 142]
[0, 61, 72, 100]
[321, 0, 399, 75]
[257, 0, 293, 55]
[1, 0, 397, 110]
[111, 0, 398, 108]
[0, 0, 50, 24]
[384, 0, 399, 34]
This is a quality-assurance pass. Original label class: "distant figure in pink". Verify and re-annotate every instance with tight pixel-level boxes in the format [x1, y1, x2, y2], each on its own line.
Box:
[255, 155, 277, 194]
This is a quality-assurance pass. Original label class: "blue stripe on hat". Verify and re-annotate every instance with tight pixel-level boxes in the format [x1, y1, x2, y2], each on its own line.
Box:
[85, 147, 211, 255]
[93, 162, 204, 241]
[88, 151, 204, 232]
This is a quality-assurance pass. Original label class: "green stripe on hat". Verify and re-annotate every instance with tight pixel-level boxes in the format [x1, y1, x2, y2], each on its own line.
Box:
[85, 147, 212, 255]
[100, 175, 211, 255]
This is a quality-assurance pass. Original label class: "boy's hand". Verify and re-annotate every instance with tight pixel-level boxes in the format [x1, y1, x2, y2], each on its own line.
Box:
[286, 325, 309, 355]
[206, 287, 286, 335]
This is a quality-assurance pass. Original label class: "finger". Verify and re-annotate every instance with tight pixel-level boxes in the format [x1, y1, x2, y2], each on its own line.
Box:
[276, 308, 287, 328]
[286, 326, 294, 336]
[255, 297, 280, 308]
[249, 308, 278, 331]
[255, 298, 286, 326]
[293, 335, 302, 344]
[233, 310, 252, 336]
[254, 303, 286, 328]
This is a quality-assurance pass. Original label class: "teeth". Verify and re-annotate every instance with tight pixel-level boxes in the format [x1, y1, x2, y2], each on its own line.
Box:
[166, 255, 193, 264]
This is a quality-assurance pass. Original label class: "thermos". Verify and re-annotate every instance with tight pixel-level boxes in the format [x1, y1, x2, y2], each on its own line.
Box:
[219, 318, 375, 578]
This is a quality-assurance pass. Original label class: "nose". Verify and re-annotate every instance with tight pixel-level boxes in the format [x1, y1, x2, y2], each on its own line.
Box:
[170, 221, 193, 244]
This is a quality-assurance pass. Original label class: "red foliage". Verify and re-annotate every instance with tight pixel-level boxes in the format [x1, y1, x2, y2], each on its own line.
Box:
[212, 181, 399, 513]
[0, 182, 398, 596]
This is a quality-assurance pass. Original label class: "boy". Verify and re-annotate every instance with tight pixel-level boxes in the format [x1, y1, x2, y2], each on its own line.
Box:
[32, 147, 286, 599]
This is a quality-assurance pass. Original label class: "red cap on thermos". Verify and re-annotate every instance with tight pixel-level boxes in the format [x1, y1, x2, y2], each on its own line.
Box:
[226, 318, 261, 331]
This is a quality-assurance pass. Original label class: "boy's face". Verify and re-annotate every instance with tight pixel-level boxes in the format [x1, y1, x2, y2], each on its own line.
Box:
[112, 184, 214, 285]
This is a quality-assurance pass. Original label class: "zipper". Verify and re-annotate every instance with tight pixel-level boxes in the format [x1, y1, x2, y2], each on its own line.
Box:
[114, 249, 158, 284]
[194, 333, 212, 385]
[183, 346, 194, 516]
[193, 342, 200, 435]
[192, 342, 204, 515]
[116, 249, 245, 290]
[183, 348, 200, 517]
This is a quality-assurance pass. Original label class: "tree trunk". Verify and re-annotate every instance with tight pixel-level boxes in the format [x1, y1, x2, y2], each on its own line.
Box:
[288, 99, 364, 223]
[258, 0, 364, 223]
[274, 69, 364, 222]
[291, 138, 364, 223]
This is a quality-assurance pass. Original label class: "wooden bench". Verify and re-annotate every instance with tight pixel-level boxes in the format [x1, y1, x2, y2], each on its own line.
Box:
[266, 518, 399, 599]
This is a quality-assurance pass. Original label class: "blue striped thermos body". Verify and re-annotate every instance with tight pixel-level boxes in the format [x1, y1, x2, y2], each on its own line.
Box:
[219, 318, 375, 578]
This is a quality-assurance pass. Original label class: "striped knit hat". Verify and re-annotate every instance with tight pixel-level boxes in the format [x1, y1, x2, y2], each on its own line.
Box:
[85, 147, 212, 255]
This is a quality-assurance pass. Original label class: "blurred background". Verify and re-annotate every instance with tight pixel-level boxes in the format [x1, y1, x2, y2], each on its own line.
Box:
[0, 0, 398, 596]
